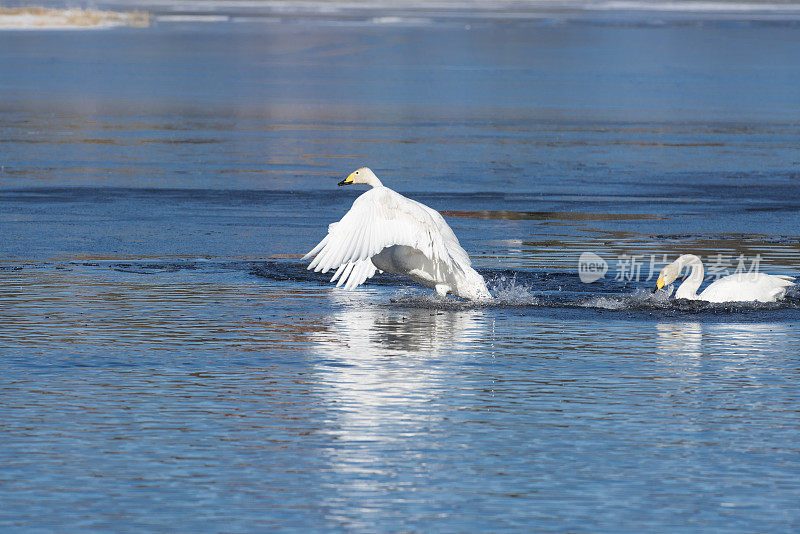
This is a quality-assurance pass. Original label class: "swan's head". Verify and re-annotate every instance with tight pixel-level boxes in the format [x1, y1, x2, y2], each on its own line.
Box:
[656, 255, 700, 290]
[338, 167, 383, 188]
[656, 261, 681, 290]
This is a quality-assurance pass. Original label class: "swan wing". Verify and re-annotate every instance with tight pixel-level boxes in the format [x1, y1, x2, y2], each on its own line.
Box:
[302, 187, 472, 289]
[328, 258, 379, 291]
[699, 273, 795, 303]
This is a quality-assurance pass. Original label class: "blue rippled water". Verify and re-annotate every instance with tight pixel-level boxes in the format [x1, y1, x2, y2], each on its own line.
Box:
[2, 4, 800, 532]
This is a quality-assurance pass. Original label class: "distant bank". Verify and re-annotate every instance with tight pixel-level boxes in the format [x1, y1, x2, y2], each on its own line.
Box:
[2, 0, 800, 31]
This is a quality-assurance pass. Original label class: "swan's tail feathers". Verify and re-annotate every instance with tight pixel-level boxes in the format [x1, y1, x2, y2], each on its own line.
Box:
[768, 275, 795, 301]
[771, 288, 786, 301]
[302, 235, 329, 263]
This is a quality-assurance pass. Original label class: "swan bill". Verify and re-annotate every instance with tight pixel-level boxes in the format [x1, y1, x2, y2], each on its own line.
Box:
[338, 171, 358, 186]
[656, 275, 665, 290]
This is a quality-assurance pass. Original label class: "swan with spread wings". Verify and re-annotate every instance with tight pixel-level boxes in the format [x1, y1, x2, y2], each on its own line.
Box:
[302, 167, 491, 301]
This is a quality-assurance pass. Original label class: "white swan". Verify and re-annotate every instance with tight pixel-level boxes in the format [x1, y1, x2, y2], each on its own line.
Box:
[655, 254, 795, 303]
[302, 167, 491, 301]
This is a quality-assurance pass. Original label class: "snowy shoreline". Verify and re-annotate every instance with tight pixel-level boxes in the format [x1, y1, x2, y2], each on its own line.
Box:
[0, 7, 148, 30]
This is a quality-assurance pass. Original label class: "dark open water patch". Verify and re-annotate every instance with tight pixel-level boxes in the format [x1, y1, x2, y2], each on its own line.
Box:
[247, 260, 800, 313]
[7, 258, 795, 318]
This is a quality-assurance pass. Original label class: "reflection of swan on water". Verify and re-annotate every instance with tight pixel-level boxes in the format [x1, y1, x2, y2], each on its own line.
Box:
[302, 167, 491, 301]
[656, 321, 795, 361]
[656, 322, 703, 359]
[311, 291, 487, 391]
[656, 254, 795, 303]
[309, 291, 488, 444]
[307, 293, 489, 524]
[704, 322, 796, 359]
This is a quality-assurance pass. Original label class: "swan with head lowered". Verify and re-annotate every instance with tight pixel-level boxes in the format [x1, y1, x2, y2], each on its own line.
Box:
[655, 254, 795, 303]
[302, 167, 491, 301]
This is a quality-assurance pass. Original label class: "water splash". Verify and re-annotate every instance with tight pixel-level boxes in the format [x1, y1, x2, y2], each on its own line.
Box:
[579, 287, 672, 310]
[487, 274, 540, 306]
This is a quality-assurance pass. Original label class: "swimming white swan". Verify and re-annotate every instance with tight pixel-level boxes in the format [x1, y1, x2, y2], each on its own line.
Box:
[302, 167, 491, 300]
[655, 254, 795, 303]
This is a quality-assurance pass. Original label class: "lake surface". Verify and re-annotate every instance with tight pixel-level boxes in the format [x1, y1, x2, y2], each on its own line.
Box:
[2, 2, 800, 531]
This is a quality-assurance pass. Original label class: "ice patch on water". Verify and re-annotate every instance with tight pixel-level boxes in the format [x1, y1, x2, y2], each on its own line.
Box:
[156, 15, 230, 23]
[371, 16, 433, 25]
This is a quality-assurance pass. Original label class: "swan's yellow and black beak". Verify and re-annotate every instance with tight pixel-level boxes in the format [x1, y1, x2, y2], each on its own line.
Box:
[656, 275, 665, 290]
[337, 172, 355, 186]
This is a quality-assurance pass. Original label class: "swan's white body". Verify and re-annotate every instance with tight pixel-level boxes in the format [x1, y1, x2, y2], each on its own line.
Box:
[656, 254, 795, 303]
[302, 167, 491, 301]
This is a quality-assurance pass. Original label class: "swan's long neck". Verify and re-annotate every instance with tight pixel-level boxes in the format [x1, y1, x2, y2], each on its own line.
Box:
[366, 175, 383, 188]
[675, 254, 704, 299]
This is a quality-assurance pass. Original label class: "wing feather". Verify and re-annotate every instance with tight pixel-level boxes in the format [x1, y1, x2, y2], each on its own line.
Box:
[346, 259, 377, 290]
[301, 234, 328, 261]
[336, 262, 355, 287]
[344, 261, 363, 290]
[342, 211, 369, 267]
[330, 262, 347, 283]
